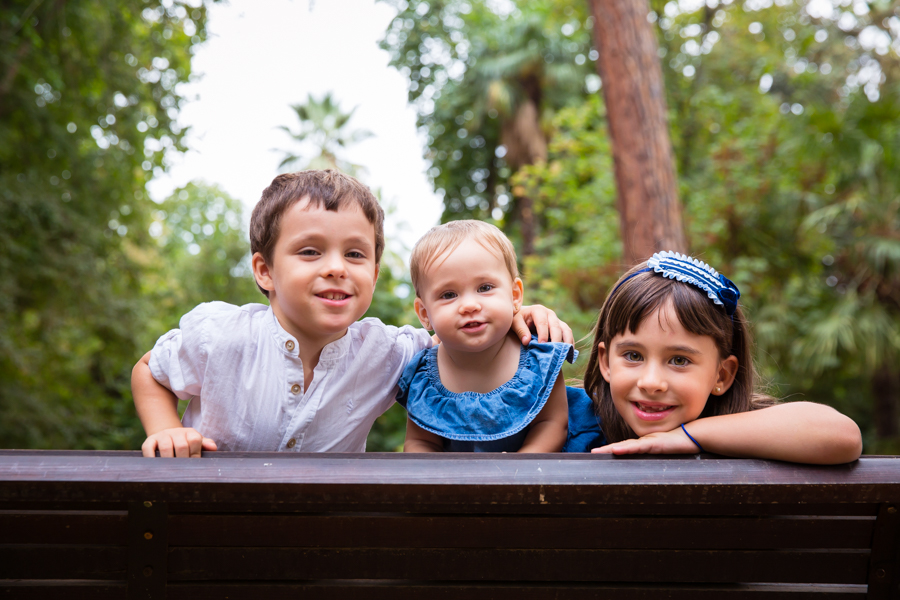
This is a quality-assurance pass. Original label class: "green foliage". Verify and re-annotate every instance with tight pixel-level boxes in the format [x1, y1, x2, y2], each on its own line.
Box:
[0, 0, 214, 449]
[277, 92, 373, 177]
[380, 0, 595, 235]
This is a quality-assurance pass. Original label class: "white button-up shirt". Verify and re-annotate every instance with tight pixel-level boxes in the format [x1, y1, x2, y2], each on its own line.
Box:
[149, 302, 432, 452]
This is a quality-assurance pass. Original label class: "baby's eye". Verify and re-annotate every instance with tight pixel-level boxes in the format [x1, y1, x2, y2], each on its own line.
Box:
[624, 351, 642, 362]
[439, 291, 457, 300]
[477, 284, 495, 293]
[670, 356, 691, 367]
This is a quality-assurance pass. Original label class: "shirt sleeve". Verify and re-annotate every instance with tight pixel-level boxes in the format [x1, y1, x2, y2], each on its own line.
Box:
[147, 303, 216, 400]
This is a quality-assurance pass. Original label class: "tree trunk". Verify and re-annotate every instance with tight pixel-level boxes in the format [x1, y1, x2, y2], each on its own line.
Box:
[589, 0, 687, 264]
[501, 97, 546, 257]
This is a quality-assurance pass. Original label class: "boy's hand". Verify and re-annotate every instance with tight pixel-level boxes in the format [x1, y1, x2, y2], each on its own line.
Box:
[515, 305, 574, 345]
[590, 427, 698, 455]
[142, 427, 218, 458]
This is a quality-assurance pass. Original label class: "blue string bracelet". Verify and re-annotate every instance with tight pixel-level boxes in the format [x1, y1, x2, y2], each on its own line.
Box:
[680, 423, 704, 453]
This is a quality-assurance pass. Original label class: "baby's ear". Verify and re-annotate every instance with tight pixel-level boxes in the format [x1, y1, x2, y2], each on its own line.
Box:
[597, 342, 612, 383]
[413, 297, 432, 331]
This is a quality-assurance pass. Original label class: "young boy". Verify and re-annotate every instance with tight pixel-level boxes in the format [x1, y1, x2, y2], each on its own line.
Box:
[132, 170, 572, 456]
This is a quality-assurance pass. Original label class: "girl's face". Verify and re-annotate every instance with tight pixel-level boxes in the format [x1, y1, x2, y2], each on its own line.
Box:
[596, 299, 738, 437]
[413, 238, 523, 354]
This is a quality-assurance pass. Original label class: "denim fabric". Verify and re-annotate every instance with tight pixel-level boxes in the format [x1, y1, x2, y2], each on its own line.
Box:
[396, 339, 577, 447]
[561, 387, 606, 453]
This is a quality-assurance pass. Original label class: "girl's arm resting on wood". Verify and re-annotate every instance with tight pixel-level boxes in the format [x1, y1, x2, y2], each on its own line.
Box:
[593, 402, 862, 464]
[518, 373, 568, 453]
[403, 418, 445, 452]
[132, 351, 217, 458]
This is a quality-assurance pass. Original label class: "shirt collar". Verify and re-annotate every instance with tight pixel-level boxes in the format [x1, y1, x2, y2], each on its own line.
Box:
[265, 305, 351, 364]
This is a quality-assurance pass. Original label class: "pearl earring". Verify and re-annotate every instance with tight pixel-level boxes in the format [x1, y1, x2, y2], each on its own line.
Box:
[715, 386, 722, 394]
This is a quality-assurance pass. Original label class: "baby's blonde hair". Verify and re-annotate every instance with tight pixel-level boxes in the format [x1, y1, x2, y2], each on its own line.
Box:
[410, 220, 519, 297]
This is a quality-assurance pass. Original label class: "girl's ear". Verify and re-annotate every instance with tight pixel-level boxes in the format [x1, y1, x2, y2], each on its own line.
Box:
[512, 277, 524, 313]
[712, 355, 739, 395]
[596, 342, 612, 383]
[251, 252, 275, 294]
[413, 297, 432, 331]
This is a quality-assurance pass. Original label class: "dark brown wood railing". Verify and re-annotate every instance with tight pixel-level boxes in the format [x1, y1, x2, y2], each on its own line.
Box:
[1, 451, 899, 599]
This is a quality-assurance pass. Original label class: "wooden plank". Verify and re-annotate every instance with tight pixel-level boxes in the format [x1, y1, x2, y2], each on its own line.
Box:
[0, 510, 127, 544]
[2, 454, 898, 509]
[866, 502, 900, 600]
[168, 514, 876, 550]
[0, 580, 125, 600]
[163, 582, 867, 599]
[167, 547, 870, 584]
[0, 545, 127, 579]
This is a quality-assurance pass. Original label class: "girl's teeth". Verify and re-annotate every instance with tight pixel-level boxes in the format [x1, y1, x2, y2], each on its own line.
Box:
[638, 403, 670, 413]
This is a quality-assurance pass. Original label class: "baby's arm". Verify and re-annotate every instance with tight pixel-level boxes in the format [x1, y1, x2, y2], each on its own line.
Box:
[518, 372, 568, 453]
[404, 418, 445, 452]
[593, 402, 862, 464]
[132, 351, 217, 458]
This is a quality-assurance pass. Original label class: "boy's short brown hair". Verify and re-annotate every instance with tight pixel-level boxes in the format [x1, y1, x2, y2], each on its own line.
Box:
[409, 219, 519, 298]
[250, 170, 385, 297]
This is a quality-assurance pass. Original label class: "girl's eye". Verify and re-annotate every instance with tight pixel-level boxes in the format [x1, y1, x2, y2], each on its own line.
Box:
[624, 351, 642, 362]
[477, 284, 495, 293]
[439, 291, 457, 300]
[671, 356, 690, 367]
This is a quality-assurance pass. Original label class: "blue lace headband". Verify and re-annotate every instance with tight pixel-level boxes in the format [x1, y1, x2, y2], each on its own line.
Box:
[611, 251, 741, 317]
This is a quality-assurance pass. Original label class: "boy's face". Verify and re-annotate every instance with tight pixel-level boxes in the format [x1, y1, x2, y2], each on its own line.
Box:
[414, 238, 523, 354]
[252, 198, 379, 349]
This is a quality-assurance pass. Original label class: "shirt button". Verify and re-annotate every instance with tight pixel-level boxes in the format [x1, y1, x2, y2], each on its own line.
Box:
[286, 438, 296, 449]
[285, 340, 295, 351]
[291, 384, 301, 394]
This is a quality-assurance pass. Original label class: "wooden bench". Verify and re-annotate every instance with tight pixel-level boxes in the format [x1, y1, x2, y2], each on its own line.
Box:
[1, 450, 899, 599]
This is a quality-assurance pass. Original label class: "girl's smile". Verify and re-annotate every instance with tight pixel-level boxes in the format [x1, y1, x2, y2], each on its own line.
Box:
[597, 299, 738, 437]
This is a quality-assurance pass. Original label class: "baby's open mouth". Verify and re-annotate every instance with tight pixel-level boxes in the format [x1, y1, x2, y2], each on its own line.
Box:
[462, 321, 483, 329]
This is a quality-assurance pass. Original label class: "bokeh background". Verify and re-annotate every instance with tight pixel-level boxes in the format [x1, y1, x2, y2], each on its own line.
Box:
[2, 0, 898, 453]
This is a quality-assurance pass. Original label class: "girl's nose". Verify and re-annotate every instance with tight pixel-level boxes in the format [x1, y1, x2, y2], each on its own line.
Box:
[637, 363, 668, 394]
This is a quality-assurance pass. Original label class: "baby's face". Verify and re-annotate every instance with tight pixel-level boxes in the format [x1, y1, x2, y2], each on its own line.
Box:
[414, 239, 522, 354]
[597, 299, 734, 437]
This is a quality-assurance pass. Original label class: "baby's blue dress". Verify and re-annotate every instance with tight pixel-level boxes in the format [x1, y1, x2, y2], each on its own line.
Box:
[396, 340, 605, 453]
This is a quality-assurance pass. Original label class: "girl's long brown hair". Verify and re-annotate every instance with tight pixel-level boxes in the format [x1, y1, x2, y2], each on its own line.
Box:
[583, 263, 776, 444]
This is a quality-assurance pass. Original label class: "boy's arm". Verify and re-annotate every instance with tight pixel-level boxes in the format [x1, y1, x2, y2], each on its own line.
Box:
[514, 305, 574, 345]
[518, 373, 568, 453]
[132, 351, 217, 458]
[403, 418, 445, 452]
[592, 401, 862, 464]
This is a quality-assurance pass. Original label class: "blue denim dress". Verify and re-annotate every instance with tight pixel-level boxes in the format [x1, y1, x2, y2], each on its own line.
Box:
[397, 340, 600, 452]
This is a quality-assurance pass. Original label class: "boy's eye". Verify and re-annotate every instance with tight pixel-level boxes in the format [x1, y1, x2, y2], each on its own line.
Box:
[671, 356, 691, 367]
[624, 351, 642, 362]
[439, 291, 457, 300]
[477, 284, 495, 293]
[345, 251, 365, 259]
[298, 249, 319, 256]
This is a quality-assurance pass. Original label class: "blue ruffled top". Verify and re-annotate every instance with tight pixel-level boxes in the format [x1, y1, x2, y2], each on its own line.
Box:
[397, 339, 602, 452]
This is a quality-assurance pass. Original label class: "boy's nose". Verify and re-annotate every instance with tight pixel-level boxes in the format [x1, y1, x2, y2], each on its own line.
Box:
[320, 253, 347, 278]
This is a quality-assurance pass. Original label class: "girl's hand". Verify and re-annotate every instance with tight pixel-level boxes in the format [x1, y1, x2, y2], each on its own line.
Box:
[514, 305, 574, 345]
[142, 427, 218, 458]
[591, 427, 699, 455]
